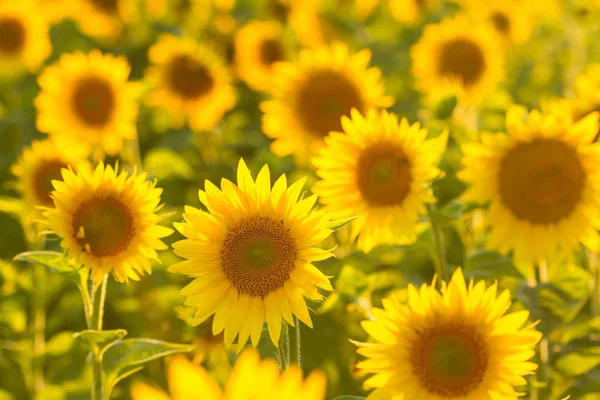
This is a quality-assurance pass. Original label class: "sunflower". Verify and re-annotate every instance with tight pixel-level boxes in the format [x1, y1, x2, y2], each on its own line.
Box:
[313, 110, 447, 253]
[388, 0, 440, 24]
[355, 268, 541, 399]
[0, 1, 51, 79]
[171, 159, 333, 352]
[261, 42, 393, 163]
[144, 0, 212, 37]
[72, 0, 139, 39]
[145, 34, 236, 132]
[35, 50, 138, 156]
[131, 350, 326, 400]
[572, 63, 600, 140]
[459, 106, 600, 265]
[43, 162, 173, 283]
[288, 0, 338, 48]
[10, 140, 88, 236]
[411, 15, 504, 104]
[466, 0, 533, 45]
[234, 20, 288, 92]
[34, 0, 74, 25]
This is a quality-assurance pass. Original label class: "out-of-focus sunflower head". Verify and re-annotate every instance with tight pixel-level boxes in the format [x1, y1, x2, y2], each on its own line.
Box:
[466, 0, 534, 45]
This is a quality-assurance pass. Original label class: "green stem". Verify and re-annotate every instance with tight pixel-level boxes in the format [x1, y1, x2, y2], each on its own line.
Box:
[277, 323, 289, 370]
[90, 275, 108, 400]
[289, 316, 302, 368]
[537, 262, 550, 394]
[31, 263, 46, 396]
[428, 205, 449, 286]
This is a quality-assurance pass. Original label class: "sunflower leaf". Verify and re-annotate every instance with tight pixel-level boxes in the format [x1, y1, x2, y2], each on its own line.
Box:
[73, 329, 127, 359]
[328, 216, 358, 231]
[334, 396, 366, 400]
[13, 251, 78, 275]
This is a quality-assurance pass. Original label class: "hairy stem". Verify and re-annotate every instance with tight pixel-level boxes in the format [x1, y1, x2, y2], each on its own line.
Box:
[277, 322, 290, 370]
[289, 316, 302, 368]
[90, 275, 108, 400]
[428, 204, 449, 287]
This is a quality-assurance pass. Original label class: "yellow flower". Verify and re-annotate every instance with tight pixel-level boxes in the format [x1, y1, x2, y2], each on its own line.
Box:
[35, 50, 139, 156]
[411, 15, 504, 104]
[171, 159, 333, 352]
[145, 34, 236, 132]
[459, 106, 600, 265]
[388, 0, 440, 24]
[466, 0, 533, 45]
[44, 163, 173, 283]
[356, 268, 541, 400]
[313, 110, 447, 253]
[288, 0, 337, 48]
[234, 20, 288, 92]
[34, 0, 73, 24]
[10, 140, 88, 236]
[572, 63, 600, 139]
[261, 42, 393, 163]
[72, 0, 139, 39]
[0, 0, 51, 79]
[131, 350, 326, 400]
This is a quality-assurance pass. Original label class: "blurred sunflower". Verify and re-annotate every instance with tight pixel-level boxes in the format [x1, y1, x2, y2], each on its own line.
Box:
[131, 350, 326, 399]
[313, 110, 447, 253]
[145, 34, 236, 132]
[459, 107, 600, 265]
[355, 268, 541, 399]
[288, 0, 338, 47]
[261, 42, 393, 163]
[388, 0, 440, 24]
[73, 0, 139, 39]
[573, 63, 600, 139]
[0, 1, 51, 79]
[35, 50, 138, 156]
[34, 0, 73, 25]
[467, 0, 533, 45]
[411, 15, 504, 104]
[44, 163, 173, 283]
[234, 20, 288, 92]
[171, 159, 333, 352]
[144, 0, 212, 36]
[10, 140, 87, 238]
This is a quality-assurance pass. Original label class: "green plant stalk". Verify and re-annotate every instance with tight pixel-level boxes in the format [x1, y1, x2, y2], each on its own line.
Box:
[536, 262, 550, 398]
[289, 316, 302, 368]
[31, 262, 46, 396]
[277, 322, 290, 370]
[428, 205, 449, 286]
[90, 275, 108, 400]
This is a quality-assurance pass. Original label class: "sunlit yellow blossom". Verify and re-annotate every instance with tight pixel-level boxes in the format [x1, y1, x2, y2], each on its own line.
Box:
[388, 0, 440, 24]
[44, 163, 173, 283]
[261, 42, 393, 163]
[288, 0, 337, 48]
[35, 50, 139, 156]
[171, 159, 333, 352]
[73, 0, 139, 39]
[459, 107, 600, 265]
[313, 110, 447, 252]
[34, 0, 73, 24]
[145, 34, 236, 132]
[467, 0, 533, 45]
[356, 268, 541, 400]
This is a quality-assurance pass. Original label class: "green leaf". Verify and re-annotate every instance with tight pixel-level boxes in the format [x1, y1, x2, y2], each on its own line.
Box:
[334, 397, 366, 400]
[334, 265, 369, 297]
[143, 148, 193, 180]
[73, 329, 127, 359]
[13, 251, 79, 275]
[102, 338, 194, 395]
[327, 216, 358, 231]
[464, 250, 523, 279]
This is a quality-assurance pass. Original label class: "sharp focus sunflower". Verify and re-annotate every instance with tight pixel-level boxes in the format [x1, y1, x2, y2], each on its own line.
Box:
[388, 0, 440, 24]
[171, 159, 334, 352]
[459, 107, 600, 265]
[261, 42, 393, 163]
[11, 140, 87, 236]
[44, 163, 173, 283]
[313, 109, 447, 253]
[35, 50, 139, 156]
[411, 15, 504, 104]
[234, 20, 288, 92]
[467, 0, 533, 45]
[131, 350, 326, 400]
[145, 34, 236, 132]
[0, 1, 51, 79]
[355, 268, 541, 400]
[73, 0, 139, 39]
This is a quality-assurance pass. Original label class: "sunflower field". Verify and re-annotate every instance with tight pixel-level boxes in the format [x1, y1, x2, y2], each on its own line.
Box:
[2, 0, 600, 399]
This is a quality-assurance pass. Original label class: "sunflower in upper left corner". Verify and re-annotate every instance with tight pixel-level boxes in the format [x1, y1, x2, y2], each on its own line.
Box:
[0, 1, 51, 79]
[145, 34, 236, 132]
[459, 106, 600, 265]
[261, 42, 393, 163]
[44, 163, 173, 283]
[35, 50, 139, 156]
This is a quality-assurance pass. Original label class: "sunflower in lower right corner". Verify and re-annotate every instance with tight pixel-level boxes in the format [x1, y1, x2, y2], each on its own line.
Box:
[459, 106, 600, 265]
[355, 268, 541, 400]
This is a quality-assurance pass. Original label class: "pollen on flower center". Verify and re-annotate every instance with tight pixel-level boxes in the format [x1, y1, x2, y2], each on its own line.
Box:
[296, 70, 365, 138]
[0, 18, 26, 55]
[32, 160, 67, 206]
[490, 12, 510, 34]
[259, 39, 284, 65]
[221, 215, 297, 297]
[438, 38, 485, 87]
[72, 76, 115, 127]
[72, 196, 135, 257]
[499, 139, 585, 224]
[168, 55, 215, 99]
[410, 323, 489, 397]
[356, 142, 412, 207]
[90, 0, 118, 14]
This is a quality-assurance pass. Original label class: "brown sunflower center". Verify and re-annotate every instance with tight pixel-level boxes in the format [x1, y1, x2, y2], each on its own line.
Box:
[499, 139, 585, 224]
[72, 196, 135, 257]
[0, 18, 26, 55]
[410, 323, 489, 397]
[356, 142, 412, 207]
[72, 76, 115, 127]
[32, 160, 67, 206]
[89, 0, 118, 14]
[221, 216, 297, 297]
[438, 38, 485, 87]
[167, 55, 215, 99]
[296, 70, 365, 138]
[490, 12, 510, 34]
[259, 39, 284, 66]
